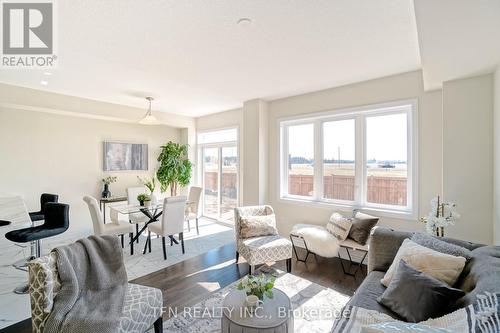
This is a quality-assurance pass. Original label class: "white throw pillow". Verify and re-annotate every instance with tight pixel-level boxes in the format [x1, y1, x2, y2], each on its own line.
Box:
[326, 212, 353, 241]
[240, 214, 278, 238]
[381, 239, 466, 287]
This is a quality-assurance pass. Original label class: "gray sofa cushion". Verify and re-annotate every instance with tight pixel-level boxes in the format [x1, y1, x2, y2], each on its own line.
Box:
[363, 227, 500, 320]
[346, 271, 402, 320]
[452, 245, 500, 310]
[377, 260, 465, 322]
[368, 227, 483, 273]
[411, 233, 472, 260]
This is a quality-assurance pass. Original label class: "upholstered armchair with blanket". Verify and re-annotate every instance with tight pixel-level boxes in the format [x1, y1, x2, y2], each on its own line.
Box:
[28, 245, 163, 333]
[234, 205, 293, 274]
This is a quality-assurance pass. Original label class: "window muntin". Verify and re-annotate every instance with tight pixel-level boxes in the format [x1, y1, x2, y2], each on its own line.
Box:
[280, 102, 415, 215]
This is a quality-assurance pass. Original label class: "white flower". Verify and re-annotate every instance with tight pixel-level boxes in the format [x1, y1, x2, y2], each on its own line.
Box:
[425, 222, 435, 235]
[429, 197, 439, 215]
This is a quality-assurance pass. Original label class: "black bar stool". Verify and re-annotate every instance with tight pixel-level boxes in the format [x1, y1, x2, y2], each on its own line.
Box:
[12, 193, 59, 269]
[5, 202, 69, 293]
[29, 193, 59, 222]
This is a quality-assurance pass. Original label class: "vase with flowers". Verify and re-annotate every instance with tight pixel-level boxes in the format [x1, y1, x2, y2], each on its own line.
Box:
[420, 196, 460, 237]
[101, 176, 117, 198]
[237, 274, 276, 302]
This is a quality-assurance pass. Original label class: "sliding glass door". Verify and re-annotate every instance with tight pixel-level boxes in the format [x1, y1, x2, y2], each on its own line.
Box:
[221, 146, 238, 221]
[199, 128, 238, 223]
[202, 147, 219, 219]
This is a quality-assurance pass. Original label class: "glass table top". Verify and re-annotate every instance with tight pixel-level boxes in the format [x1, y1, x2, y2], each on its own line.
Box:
[112, 201, 194, 214]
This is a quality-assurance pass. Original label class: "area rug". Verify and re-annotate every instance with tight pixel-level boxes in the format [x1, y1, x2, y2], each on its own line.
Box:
[162, 267, 351, 332]
[124, 220, 235, 280]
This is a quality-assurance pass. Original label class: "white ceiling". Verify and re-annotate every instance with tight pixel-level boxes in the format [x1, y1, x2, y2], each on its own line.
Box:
[414, 0, 500, 90]
[0, 0, 421, 117]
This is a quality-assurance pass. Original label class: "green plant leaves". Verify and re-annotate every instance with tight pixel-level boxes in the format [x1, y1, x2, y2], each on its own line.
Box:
[156, 141, 193, 195]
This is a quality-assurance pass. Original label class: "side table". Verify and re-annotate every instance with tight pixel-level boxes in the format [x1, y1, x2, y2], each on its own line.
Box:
[221, 288, 293, 333]
[99, 196, 127, 223]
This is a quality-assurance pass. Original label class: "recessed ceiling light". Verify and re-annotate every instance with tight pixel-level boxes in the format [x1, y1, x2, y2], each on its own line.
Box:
[43, 72, 52, 76]
[237, 18, 253, 27]
[40, 80, 48, 86]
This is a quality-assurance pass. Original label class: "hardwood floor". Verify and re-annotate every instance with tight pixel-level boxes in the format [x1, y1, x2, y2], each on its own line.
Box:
[0, 242, 365, 332]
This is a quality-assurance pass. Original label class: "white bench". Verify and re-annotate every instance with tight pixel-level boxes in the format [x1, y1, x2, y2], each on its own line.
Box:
[290, 224, 368, 276]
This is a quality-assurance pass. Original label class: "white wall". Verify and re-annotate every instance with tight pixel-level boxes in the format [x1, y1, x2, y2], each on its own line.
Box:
[0, 107, 180, 237]
[494, 67, 500, 245]
[196, 108, 243, 131]
[442, 74, 494, 244]
[267, 71, 444, 238]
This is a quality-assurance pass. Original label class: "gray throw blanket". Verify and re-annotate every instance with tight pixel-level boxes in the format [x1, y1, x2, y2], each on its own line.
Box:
[44, 235, 127, 333]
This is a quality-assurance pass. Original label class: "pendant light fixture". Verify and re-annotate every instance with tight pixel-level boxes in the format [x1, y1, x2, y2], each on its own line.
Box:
[139, 96, 159, 125]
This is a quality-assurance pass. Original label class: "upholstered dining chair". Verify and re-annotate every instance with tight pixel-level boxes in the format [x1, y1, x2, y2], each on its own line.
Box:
[146, 196, 187, 260]
[83, 195, 135, 255]
[28, 250, 163, 333]
[185, 186, 202, 235]
[234, 205, 293, 274]
[127, 186, 149, 243]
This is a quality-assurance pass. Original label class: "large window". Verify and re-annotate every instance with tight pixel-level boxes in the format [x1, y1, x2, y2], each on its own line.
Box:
[280, 101, 416, 216]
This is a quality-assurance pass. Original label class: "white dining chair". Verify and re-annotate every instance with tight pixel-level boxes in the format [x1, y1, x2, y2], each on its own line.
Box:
[127, 186, 149, 243]
[185, 186, 202, 235]
[146, 196, 187, 260]
[83, 195, 135, 254]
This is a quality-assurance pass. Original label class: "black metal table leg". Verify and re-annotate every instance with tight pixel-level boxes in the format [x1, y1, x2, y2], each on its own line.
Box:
[130, 208, 162, 245]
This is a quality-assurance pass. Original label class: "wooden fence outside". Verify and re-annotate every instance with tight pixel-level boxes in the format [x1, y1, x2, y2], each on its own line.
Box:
[289, 174, 407, 206]
[204, 172, 407, 206]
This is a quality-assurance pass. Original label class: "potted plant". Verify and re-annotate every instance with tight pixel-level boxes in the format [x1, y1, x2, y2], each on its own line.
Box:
[101, 176, 117, 198]
[137, 193, 150, 206]
[156, 141, 193, 196]
[138, 175, 157, 204]
[137, 175, 156, 194]
[237, 274, 276, 301]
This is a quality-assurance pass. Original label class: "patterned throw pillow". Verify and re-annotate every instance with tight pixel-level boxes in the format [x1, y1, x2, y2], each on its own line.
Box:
[240, 214, 278, 238]
[28, 252, 60, 333]
[381, 239, 466, 287]
[326, 212, 353, 241]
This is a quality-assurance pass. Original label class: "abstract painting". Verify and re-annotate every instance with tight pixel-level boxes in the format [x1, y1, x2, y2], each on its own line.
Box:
[103, 142, 148, 171]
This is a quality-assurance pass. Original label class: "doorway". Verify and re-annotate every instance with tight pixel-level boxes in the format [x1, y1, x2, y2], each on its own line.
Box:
[198, 128, 238, 223]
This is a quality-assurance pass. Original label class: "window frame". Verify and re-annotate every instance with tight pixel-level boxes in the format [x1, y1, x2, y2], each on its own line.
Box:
[278, 99, 418, 219]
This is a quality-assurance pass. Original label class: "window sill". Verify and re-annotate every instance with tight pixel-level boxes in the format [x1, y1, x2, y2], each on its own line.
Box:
[278, 196, 417, 221]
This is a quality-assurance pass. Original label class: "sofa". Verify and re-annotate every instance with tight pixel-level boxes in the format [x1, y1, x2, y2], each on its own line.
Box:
[347, 227, 500, 320]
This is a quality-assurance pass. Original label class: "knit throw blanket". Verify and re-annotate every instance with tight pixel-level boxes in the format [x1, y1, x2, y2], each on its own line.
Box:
[44, 235, 127, 333]
[332, 292, 500, 333]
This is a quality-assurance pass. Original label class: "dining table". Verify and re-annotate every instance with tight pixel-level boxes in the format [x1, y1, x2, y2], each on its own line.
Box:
[112, 200, 195, 253]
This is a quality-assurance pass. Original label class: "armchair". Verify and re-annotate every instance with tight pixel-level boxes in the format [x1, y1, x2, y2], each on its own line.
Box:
[234, 205, 293, 274]
[28, 253, 163, 333]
